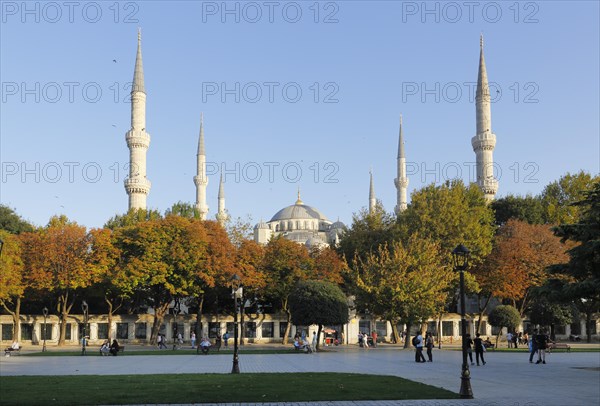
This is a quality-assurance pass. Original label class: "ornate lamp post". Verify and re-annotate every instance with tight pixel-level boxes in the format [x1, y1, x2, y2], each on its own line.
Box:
[230, 274, 243, 374]
[42, 307, 49, 352]
[81, 300, 88, 356]
[452, 244, 473, 399]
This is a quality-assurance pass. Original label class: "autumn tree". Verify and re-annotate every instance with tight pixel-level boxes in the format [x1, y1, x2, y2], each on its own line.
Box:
[488, 305, 521, 348]
[473, 219, 569, 320]
[350, 236, 452, 347]
[262, 236, 313, 344]
[21, 216, 94, 345]
[0, 231, 26, 341]
[88, 228, 124, 339]
[288, 280, 349, 351]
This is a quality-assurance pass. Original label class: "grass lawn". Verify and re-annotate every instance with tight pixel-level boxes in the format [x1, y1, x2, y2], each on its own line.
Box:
[0, 373, 459, 405]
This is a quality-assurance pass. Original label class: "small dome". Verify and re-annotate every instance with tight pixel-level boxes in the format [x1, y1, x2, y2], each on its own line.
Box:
[331, 221, 345, 230]
[255, 220, 269, 229]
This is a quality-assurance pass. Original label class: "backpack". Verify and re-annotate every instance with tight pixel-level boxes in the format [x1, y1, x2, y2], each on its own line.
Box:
[412, 335, 419, 347]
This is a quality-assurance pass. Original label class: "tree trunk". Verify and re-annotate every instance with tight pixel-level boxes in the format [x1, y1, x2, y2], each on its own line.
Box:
[150, 302, 170, 345]
[195, 293, 204, 354]
[477, 294, 492, 334]
[58, 291, 73, 346]
[106, 298, 113, 340]
[403, 322, 412, 349]
[550, 324, 556, 341]
[1, 297, 21, 342]
[389, 319, 399, 344]
[586, 311, 593, 343]
[437, 314, 443, 349]
[240, 304, 245, 346]
[281, 297, 291, 345]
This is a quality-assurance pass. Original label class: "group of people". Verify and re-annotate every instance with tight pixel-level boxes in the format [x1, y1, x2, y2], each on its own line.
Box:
[358, 331, 378, 348]
[528, 329, 551, 364]
[100, 339, 121, 356]
[412, 331, 435, 362]
[506, 331, 529, 348]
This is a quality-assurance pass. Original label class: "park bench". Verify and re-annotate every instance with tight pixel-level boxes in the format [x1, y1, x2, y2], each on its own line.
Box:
[4, 347, 21, 357]
[547, 342, 570, 352]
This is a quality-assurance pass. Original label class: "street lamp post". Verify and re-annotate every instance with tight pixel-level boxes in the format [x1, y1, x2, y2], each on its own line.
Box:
[452, 244, 473, 399]
[230, 274, 243, 374]
[81, 300, 88, 356]
[42, 307, 48, 352]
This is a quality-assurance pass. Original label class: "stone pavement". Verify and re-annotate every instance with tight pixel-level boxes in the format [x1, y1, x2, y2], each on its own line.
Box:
[1, 345, 599, 406]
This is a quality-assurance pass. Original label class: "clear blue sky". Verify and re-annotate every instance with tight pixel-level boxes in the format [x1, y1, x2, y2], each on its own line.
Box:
[1, 0, 599, 229]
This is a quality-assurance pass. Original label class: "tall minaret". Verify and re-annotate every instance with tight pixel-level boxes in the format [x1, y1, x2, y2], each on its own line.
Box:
[471, 34, 498, 201]
[216, 173, 228, 226]
[369, 170, 376, 214]
[124, 29, 151, 210]
[394, 115, 409, 215]
[194, 113, 209, 219]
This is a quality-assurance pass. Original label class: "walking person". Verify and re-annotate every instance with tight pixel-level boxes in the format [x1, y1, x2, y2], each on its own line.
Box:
[223, 331, 229, 348]
[536, 330, 549, 364]
[474, 333, 486, 365]
[371, 330, 378, 348]
[506, 331, 513, 348]
[464, 333, 474, 365]
[529, 329, 538, 363]
[414, 332, 426, 363]
[425, 332, 434, 362]
[311, 331, 318, 353]
[191, 332, 196, 349]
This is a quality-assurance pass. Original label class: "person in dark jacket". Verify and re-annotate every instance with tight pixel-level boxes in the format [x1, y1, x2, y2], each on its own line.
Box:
[529, 329, 539, 363]
[464, 334, 474, 365]
[535, 330, 550, 364]
[474, 333, 486, 365]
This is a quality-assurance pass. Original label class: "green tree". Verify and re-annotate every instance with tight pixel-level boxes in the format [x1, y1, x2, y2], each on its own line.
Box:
[491, 194, 544, 225]
[262, 236, 313, 344]
[398, 180, 495, 266]
[104, 208, 162, 230]
[337, 203, 398, 264]
[349, 236, 451, 347]
[112, 216, 202, 344]
[165, 201, 202, 219]
[288, 280, 349, 351]
[488, 305, 521, 348]
[0, 205, 34, 234]
[548, 181, 600, 342]
[528, 298, 573, 340]
[541, 171, 599, 225]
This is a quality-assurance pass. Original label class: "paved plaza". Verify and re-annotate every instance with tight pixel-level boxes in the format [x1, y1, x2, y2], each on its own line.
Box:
[1, 345, 599, 406]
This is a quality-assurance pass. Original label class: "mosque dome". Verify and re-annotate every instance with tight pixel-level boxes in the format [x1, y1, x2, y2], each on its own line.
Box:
[269, 192, 329, 222]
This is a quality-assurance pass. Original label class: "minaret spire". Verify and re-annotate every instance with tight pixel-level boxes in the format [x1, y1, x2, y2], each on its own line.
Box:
[124, 29, 151, 210]
[472, 34, 498, 201]
[194, 113, 209, 219]
[369, 170, 376, 214]
[394, 115, 409, 214]
[296, 188, 303, 205]
[216, 173, 228, 226]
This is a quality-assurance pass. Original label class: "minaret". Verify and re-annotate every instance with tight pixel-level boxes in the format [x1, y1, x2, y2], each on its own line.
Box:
[216, 173, 228, 226]
[369, 170, 376, 214]
[194, 113, 209, 219]
[471, 34, 498, 201]
[394, 115, 409, 214]
[124, 29, 151, 210]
